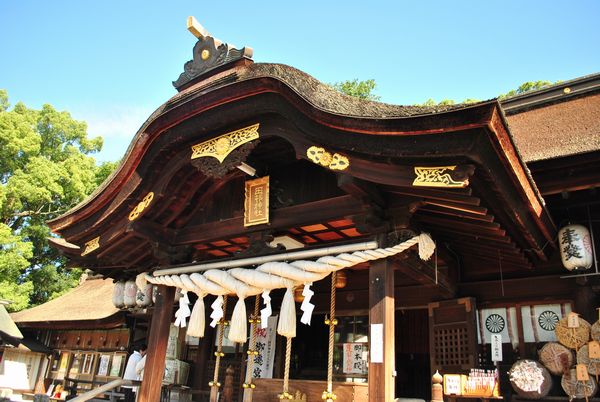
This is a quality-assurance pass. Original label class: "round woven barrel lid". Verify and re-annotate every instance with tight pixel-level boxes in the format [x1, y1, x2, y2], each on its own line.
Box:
[555, 316, 591, 349]
[561, 368, 597, 399]
[539, 342, 574, 375]
[578, 344, 600, 375]
[591, 321, 600, 341]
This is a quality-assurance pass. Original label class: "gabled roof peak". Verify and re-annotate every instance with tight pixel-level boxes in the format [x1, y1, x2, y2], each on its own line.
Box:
[173, 17, 253, 91]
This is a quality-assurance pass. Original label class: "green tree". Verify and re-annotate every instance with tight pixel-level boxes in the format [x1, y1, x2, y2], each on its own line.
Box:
[331, 79, 380, 101]
[0, 91, 116, 311]
[498, 80, 557, 99]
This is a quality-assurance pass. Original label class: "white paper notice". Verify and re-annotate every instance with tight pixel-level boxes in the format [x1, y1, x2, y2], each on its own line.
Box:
[371, 323, 383, 363]
[491, 334, 503, 362]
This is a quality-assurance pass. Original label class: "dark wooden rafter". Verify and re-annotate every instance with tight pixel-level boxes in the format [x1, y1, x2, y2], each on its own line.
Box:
[384, 185, 480, 206]
[415, 214, 506, 237]
[418, 204, 493, 222]
[393, 252, 456, 298]
[528, 151, 600, 196]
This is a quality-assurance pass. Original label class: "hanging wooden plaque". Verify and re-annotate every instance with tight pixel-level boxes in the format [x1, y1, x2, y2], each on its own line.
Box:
[244, 176, 270, 227]
[590, 341, 600, 359]
[568, 312, 580, 328]
[577, 364, 590, 381]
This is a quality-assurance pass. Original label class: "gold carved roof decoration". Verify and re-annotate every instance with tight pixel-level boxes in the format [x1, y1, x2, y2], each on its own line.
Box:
[413, 166, 468, 188]
[306, 146, 349, 171]
[81, 237, 100, 256]
[128, 192, 154, 221]
[191, 123, 260, 163]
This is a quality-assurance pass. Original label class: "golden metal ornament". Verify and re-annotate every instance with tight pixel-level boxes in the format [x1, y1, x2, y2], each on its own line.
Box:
[292, 391, 307, 402]
[191, 123, 260, 163]
[413, 166, 468, 188]
[306, 146, 349, 171]
[128, 192, 154, 221]
[81, 237, 100, 256]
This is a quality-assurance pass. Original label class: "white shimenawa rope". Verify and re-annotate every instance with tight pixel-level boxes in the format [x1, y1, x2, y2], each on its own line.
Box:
[137, 233, 435, 343]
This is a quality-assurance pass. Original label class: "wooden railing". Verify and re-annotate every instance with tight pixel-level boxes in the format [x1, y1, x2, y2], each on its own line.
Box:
[68, 379, 139, 402]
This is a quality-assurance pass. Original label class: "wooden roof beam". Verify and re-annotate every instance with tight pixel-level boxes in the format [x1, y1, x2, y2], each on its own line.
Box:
[175, 194, 366, 245]
[393, 253, 456, 298]
[385, 186, 480, 206]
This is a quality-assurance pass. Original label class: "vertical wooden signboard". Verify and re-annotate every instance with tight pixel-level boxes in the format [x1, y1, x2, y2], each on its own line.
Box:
[244, 176, 269, 227]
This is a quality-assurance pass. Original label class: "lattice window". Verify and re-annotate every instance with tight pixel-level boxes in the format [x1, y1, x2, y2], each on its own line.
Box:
[433, 327, 471, 367]
[429, 298, 477, 372]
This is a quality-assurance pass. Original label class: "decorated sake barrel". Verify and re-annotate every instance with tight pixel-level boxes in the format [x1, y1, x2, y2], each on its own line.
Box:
[539, 342, 574, 375]
[591, 321, 600, 341]
[561, 368, 597, 399]
[556, 316, 591, 349]
[124, 280, 138, 307]
[112, 281, 125, 308]
[509, 359, 552, 399]
[578, 344, 600, 375]
[136, 283, 153, 307]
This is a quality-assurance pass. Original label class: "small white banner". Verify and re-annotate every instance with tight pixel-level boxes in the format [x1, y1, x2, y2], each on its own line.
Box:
[370, 324, 383, 363]
[343, 343, 368, 374]
[247, 315, 278, 379]
[491, 334, 503, 362]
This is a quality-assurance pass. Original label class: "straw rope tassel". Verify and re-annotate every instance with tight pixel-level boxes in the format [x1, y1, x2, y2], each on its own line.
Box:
[210, 295, 228, 393]
[322, 271, 337, 401]
[279, 337, 293, 400]
[243, 295, 261, 399]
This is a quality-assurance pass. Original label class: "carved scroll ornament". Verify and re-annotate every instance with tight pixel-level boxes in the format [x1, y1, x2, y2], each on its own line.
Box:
[81, 237, 100, 256]
[413, 166, 469, 188]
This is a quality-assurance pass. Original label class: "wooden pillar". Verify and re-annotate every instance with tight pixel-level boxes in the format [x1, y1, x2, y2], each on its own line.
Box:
[369, 251, 395, 401]
[138, 285, 175, 402]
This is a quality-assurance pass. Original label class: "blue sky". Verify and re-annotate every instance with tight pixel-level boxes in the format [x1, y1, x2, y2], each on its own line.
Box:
[1, 1, 599, 162]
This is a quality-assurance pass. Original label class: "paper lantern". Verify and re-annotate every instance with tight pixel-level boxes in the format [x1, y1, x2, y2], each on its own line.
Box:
[558, 224, 593, 271]
[112, 281, 125, 308]
[124, 280, 138, 307]
[136, 283, 153, 307]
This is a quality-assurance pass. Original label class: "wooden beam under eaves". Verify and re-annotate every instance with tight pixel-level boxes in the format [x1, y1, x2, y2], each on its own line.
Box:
[175, 194, 366, 245]
[393, 253, 456, 298]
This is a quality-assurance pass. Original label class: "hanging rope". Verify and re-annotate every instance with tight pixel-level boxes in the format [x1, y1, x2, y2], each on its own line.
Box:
[322, 271, 337, 402]
[209, 295, 228, 390]
[243, 295, 261, 392]
[138, 234, 436, 341]
[278, 337, 293, 400]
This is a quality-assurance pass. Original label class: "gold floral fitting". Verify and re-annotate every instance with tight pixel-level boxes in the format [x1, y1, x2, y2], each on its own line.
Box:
[128, 192, 154, 221]
[307, 146, 349, 171]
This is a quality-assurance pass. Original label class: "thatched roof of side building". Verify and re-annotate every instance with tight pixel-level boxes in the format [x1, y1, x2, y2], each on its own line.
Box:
[11, 278, 123, 329]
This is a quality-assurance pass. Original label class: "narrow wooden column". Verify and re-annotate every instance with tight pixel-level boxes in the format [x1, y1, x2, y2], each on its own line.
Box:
[138, 285, 175, 402]
[369, 253, 395, 401]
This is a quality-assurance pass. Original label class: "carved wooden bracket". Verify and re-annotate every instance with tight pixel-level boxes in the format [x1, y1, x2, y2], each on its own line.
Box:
[191, 141, 257, 179]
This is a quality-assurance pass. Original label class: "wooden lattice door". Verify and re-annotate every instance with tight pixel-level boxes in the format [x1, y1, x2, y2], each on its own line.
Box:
[428, 298, 477, 373]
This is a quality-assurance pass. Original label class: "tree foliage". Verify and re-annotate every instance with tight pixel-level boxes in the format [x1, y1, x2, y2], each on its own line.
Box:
[0, 91, 116, 311]
[331, 79, 380, 101]
[498, 80, 557, 99]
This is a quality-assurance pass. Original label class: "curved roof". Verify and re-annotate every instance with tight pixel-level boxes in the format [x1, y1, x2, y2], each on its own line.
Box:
[45, 53, 556, 282]
[48, 61, 504, 231]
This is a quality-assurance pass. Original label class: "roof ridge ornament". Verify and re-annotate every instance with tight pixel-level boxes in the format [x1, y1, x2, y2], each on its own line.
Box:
[173, 17, 254, 91]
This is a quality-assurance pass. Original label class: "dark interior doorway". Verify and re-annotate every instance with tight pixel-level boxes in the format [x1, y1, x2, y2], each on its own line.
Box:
[395, 308, 431, 400]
